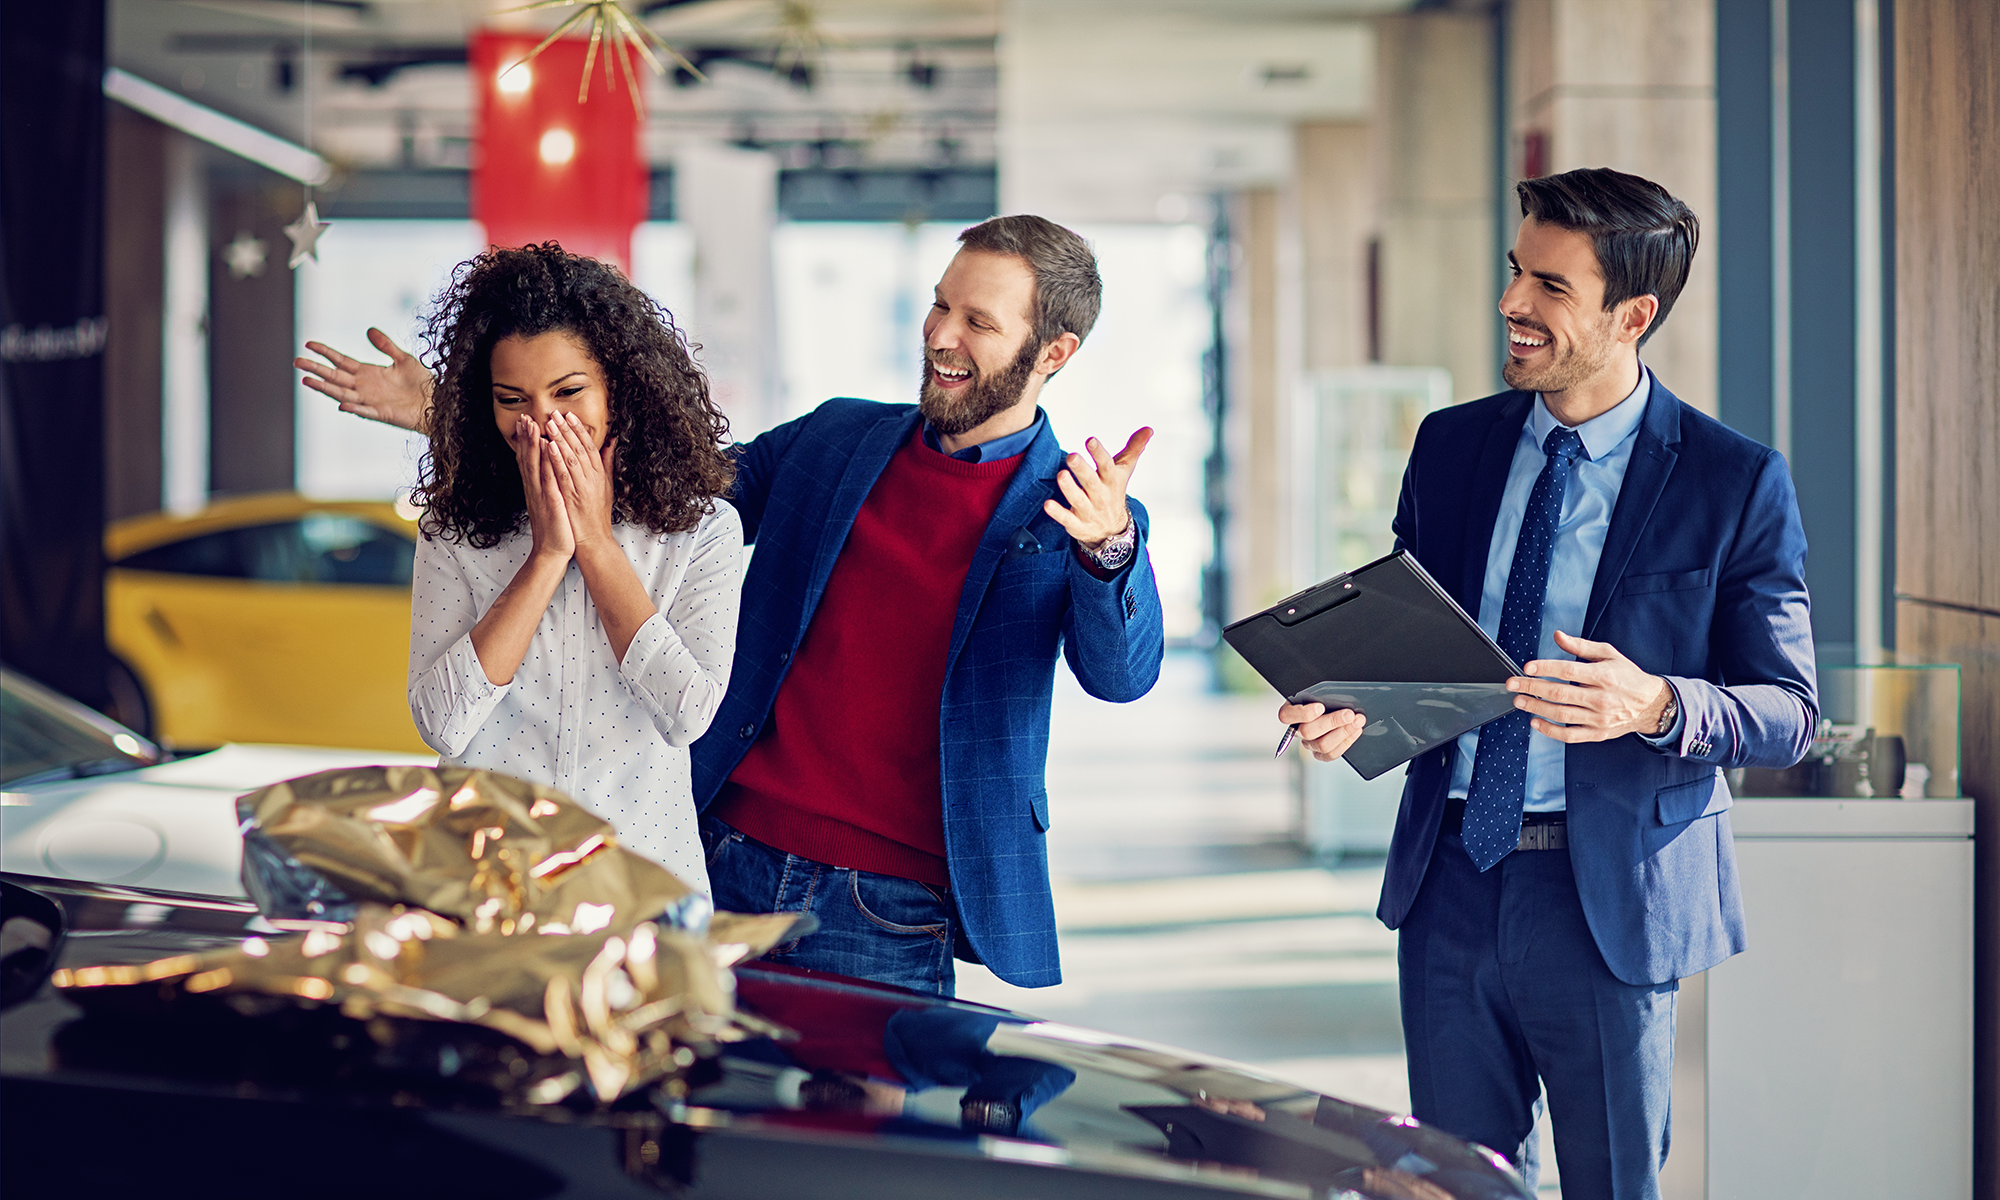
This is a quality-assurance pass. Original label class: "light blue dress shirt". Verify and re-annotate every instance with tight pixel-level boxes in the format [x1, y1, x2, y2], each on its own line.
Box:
[922, 409, 1045, 462]
[1447, 371, 1669, 813]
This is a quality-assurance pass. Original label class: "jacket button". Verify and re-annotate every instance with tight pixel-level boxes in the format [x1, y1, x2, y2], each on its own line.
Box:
[739, 724, 756, 739]
[778, 650, 790, 664]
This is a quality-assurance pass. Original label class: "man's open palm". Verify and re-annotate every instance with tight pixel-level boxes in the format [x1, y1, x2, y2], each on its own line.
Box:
[1046, 427, 1154, 547]
[296, 327, 431, 433]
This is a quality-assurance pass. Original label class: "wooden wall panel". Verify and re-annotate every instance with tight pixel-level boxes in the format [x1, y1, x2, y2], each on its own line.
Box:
[1894, 3, 2000, 1196]
[1895, 0, 2000, 613]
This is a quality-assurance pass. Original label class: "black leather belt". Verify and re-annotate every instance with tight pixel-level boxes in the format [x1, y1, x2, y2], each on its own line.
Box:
[1445, 799, 1568, 852]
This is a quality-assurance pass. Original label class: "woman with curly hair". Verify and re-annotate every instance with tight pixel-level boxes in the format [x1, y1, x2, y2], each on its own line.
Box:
[404, 243, 740, 890]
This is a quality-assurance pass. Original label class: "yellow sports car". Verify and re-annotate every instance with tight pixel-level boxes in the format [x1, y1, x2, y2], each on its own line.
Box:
[104, 493, 431, 753]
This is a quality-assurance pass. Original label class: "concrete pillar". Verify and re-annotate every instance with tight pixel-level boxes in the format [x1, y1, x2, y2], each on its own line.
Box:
[1296, 121, 1375, 373]
[208, 164, 297, 497]
[674, 141, 780, 437]
[1507, 0, 1718, 415]
[105, 107, 168, 521]
[1375, 12, 1499, 405]
[161, 134, 209, 514]
[1225, 188, 1294, 624]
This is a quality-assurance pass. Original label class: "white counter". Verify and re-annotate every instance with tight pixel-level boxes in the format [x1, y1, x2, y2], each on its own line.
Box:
[1665, 797, 1975, 1200]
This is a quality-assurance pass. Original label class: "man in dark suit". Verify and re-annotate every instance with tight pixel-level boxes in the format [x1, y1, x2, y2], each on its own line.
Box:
[1282, 168, 1816, 1198]
[300, 216, 1165, 997]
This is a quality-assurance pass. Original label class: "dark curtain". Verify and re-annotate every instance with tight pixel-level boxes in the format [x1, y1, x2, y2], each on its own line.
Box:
[0, 0, 109, 707]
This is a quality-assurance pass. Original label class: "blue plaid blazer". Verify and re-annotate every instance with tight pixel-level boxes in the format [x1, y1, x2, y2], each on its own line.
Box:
[690, 399, 1166, 987]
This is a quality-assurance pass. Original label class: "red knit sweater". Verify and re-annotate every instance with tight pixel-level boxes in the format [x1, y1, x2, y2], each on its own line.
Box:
[712, 429, 1023, 886]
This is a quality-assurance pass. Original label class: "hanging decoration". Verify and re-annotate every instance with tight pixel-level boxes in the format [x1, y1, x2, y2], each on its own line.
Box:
[282, 201, 330, 268]
[223, 231, 269, 279]
[286, 0, 328, 271]
[772, 1, 827, 87]
[499, 0, 703, 109]
[470, 29, 649, 272]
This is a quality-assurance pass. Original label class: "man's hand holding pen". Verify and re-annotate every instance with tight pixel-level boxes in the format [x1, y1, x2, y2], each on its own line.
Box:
[1276, 701, 1368, 762]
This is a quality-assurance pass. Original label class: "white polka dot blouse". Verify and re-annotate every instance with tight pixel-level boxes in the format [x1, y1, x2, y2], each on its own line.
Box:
[407, 505, 743, 894]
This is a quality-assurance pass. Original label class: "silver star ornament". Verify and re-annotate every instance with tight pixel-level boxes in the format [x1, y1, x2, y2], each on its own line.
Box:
[283, 200, 331, 269]
[223, 231, 268, 279]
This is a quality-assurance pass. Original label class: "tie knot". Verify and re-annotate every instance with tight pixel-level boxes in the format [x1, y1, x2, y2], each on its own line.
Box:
[1543, 426, 1584, 462]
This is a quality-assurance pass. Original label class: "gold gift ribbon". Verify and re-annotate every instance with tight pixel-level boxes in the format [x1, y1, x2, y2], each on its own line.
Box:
[56, 766, 805, 1104]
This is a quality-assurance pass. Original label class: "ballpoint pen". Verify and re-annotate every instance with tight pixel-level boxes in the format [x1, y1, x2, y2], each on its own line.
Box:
[1274, 723, 1299, 758]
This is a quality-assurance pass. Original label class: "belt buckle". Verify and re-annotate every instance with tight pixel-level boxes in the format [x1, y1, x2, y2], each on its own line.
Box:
[1517, 821, 1565, 852]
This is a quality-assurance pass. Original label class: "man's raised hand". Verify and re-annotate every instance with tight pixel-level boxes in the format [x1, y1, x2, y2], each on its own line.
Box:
[1045, 427, 1154, 549]
[296, 327, 432, 433]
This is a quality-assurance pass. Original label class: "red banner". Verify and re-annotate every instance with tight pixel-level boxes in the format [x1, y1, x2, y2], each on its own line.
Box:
[469, 30, 647, 273]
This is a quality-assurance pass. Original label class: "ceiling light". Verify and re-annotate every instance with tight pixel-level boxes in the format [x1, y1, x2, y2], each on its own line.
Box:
[498, 63, 532, 96]
[102, 67, 329, 186]
[539, 128, 576, 165]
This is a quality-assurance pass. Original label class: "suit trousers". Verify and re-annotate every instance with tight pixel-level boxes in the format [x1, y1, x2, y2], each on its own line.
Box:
[1399, 806, 1678, 1200]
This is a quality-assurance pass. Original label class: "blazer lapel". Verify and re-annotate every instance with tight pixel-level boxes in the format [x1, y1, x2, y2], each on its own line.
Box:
[1583, 369, 1683, 637]
[944, 418, 1064, 675]
[1457, 392, 1534, 612]
[803, 407, 921, 618]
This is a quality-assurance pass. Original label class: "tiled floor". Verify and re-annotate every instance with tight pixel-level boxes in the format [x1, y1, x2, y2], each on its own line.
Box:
[953, 649, 1565, 1196]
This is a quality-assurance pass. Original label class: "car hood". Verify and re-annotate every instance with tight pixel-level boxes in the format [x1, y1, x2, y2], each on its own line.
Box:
[0, 875, 1531, 1200]
[0, 744, 435, 896]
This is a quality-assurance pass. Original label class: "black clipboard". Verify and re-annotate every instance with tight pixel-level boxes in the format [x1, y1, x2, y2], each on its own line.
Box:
[1222, 550, 1522, 780]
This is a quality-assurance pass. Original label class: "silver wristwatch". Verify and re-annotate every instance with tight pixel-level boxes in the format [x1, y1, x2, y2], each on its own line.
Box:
[1654, 682, 1681, 736]
[1083, 512, 1137, 571]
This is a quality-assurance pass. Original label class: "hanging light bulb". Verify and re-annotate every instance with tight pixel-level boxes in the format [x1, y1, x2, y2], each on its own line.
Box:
[538, 128, 576, 165]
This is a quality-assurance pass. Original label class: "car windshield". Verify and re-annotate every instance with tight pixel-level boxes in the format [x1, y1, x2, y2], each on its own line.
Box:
[0, 670, 161, 788]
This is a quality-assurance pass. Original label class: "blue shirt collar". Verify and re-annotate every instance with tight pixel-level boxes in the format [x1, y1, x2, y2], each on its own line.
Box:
[1529, 366, 1650, 462]
[922, 408, 1045, 463]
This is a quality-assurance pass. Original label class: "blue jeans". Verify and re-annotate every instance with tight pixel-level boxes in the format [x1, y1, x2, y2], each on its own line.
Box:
[700, 816, 957, 996]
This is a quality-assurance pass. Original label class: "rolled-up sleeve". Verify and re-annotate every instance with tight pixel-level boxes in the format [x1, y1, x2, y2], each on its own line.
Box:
[407, 534, 511, 756]
[619, 505, 743, 747]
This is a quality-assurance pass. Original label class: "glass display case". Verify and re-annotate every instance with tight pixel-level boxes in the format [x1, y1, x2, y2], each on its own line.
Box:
[1728, 663, 1961, 798]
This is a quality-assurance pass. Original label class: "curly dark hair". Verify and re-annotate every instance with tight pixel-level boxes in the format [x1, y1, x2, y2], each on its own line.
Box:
[412, 243, 734, 548]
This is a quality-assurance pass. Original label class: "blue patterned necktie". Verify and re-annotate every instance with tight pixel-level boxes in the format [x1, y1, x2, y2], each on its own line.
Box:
[1461, 424, 1585, 871]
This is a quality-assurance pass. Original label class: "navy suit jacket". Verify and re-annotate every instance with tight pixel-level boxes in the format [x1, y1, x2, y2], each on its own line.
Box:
[690, 399, 1166, 987]
[1378, 373, 1818, 986]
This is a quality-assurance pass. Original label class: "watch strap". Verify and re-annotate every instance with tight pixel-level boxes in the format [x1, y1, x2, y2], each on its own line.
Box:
[1654, 682, 1680, 737]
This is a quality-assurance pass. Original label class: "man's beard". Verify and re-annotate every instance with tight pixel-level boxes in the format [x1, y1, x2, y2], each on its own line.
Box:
[1501, 314, 1621, 394]
[918, 334, 1042, 436]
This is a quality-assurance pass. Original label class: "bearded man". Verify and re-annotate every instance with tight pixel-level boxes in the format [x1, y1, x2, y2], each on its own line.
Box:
[1282, 169, 1815, 1198]
[299, 215, 1164, 995]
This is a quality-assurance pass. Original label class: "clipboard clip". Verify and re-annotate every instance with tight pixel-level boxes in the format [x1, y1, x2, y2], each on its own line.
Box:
[1274, 580, 1358, 627]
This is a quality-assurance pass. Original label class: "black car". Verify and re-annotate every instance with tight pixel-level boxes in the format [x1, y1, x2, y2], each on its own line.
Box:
[0, 866, 1529, 1200]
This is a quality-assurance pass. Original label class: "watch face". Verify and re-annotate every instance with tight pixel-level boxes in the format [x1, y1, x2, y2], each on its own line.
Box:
[1091, 538, 1135, 569]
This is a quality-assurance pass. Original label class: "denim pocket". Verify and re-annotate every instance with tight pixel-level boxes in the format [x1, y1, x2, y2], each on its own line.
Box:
[702, 819, 743, 868]
[849, 872, 948, 937]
